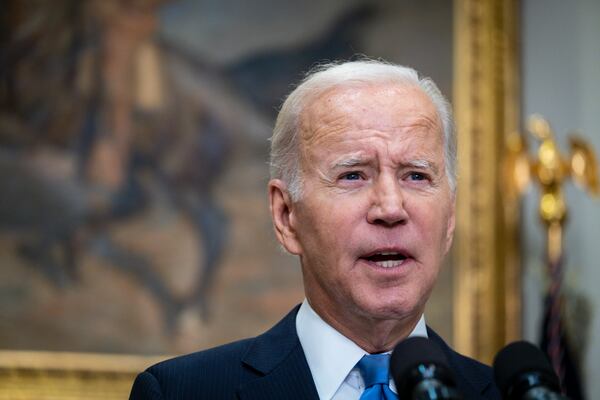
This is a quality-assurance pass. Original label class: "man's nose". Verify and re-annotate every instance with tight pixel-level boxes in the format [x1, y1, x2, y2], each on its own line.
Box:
[366, 176, 408, 226]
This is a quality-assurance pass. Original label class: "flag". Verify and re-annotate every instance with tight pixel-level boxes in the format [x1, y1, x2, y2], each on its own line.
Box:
[540, 256, 585, 399]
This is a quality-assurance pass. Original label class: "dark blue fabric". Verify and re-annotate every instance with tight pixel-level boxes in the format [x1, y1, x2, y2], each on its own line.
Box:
[129, 305, 500, 399]
[426, 328, 501, 399]
[357, 354, 397, 399]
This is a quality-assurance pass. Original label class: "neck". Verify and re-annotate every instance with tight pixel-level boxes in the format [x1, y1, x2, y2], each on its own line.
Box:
[307, 299, 422, 354]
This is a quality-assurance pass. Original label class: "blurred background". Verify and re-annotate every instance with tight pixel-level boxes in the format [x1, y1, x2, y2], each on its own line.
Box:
[1, 0, 599, 399]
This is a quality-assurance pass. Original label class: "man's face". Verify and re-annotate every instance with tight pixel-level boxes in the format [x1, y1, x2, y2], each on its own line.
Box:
[270, 82, 455, 326]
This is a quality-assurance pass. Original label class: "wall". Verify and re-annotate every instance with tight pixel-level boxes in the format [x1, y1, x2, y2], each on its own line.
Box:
[522, 0, 600, 397]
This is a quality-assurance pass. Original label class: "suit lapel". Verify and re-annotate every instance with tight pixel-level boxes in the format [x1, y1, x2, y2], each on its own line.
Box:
[237, 343, 319, 400]
[237, 306, 319, 400]
[427, 327, 499, 399]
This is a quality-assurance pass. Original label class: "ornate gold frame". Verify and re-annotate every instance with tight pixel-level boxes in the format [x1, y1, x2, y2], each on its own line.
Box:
[453, 0, 521, 363]
[0, 0, 520, 396]
[0, 351, 166, 399]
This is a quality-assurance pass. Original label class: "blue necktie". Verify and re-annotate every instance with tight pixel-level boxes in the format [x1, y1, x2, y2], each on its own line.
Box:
[357, 354, 398, 400]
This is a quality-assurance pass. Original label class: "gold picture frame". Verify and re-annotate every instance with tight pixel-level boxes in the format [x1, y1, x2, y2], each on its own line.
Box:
[0, 0, 520, 396]
[453, 0, 521, 363]
[0, 351, 165, 399]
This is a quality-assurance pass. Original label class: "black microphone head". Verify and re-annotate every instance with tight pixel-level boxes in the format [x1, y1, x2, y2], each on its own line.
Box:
[493, 341, 561, 398]
[390, 336, 454, 398]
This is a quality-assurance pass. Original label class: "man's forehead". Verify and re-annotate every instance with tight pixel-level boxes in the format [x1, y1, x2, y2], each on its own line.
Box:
[305, 81, 432, 110]
[298, 82, 442, 148]
[302, 82, 422, 118]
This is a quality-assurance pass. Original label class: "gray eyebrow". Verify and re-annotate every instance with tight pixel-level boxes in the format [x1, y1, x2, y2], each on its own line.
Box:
[329, 156, 440, 174]
[406, 159, 440, 175]
[330, 154, 369, 169]
[406, 159, 432, 169]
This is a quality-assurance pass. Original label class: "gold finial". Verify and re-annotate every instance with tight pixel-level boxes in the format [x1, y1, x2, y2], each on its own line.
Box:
[505, 115, 600, 263]
[569, 136, 600, 195]
[503, 132, 531, 200]
[527, 114, 552, 141]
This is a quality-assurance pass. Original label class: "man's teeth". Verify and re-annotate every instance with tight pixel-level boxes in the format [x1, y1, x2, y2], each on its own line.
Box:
[374, 259, 405, 268]
[364, 252, 408, 268]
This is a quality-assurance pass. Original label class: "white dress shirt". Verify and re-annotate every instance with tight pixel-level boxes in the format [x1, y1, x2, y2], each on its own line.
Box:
[296, 299, 428, 400]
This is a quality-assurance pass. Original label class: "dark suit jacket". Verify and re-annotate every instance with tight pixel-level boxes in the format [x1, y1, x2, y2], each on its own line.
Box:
[130, 306, 500, 399]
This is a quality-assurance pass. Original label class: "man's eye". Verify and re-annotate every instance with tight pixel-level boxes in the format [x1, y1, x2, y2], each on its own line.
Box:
[409, 172, 427, 181]
[341, 172, 362, 180]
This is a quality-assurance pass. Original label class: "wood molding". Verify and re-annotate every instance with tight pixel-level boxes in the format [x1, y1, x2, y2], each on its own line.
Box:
[453, 0, 521, 363]
[0, 351, 167, 399]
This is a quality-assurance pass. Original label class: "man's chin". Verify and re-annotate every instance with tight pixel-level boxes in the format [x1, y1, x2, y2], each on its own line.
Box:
[354, 298, 421, 322]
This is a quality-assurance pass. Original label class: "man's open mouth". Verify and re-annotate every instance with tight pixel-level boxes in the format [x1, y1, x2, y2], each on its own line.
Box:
[361, 251, 409, 269]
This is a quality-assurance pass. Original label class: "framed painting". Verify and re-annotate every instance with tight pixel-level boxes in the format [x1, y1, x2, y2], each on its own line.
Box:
[0, 0, 519, 397]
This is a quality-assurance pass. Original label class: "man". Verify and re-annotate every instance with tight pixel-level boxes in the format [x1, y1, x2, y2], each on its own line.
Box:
[130, 60, 500, 399]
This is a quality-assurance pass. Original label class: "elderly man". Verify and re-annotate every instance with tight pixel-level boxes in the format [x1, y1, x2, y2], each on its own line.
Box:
[130, 60, 500, 399]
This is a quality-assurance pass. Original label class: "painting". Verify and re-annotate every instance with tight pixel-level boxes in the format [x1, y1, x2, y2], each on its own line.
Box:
[0, 0, 454, 359]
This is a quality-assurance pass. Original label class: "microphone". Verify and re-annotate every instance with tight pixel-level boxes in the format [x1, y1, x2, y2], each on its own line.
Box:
[390, 336, 463, 399]
[493, 341, 568, 400]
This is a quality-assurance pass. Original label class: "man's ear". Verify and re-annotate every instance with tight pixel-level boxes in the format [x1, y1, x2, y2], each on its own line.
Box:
[268, 179, 302, 255]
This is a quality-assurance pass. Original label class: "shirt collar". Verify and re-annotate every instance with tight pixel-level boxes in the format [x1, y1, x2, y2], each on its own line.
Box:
[296, 299, 428, 400]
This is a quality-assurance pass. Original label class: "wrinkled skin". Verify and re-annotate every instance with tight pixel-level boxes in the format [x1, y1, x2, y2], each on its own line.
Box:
[269, 82, 456, 353]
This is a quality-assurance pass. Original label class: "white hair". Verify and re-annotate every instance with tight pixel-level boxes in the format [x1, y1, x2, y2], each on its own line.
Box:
[269, 59, 456, 201]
